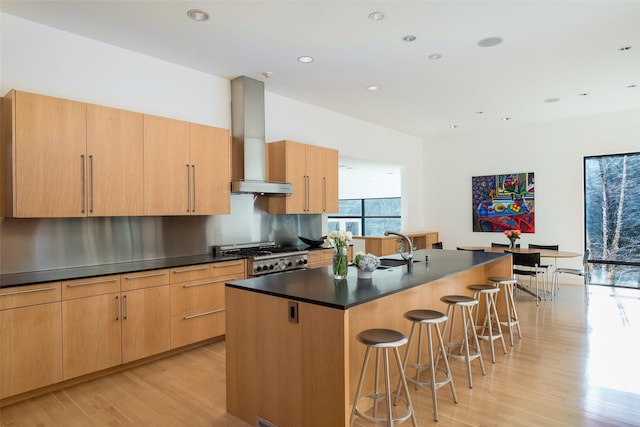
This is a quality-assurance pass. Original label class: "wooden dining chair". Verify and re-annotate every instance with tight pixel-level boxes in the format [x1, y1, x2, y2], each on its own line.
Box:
[510, 252, 544, 306]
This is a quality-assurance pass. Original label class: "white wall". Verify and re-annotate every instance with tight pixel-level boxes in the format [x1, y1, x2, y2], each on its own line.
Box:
[1, 13, 425, 233]
[424, 111, 640, 270]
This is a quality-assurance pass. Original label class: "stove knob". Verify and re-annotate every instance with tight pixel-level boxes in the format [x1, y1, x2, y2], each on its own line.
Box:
[302, 259, 308, 265]
[287, 261, 293, 267]
[256, 266, 262, 272]
[269, 264, 275, 270]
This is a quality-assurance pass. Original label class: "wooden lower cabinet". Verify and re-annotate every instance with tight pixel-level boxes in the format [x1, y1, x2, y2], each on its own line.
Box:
[307, 247, 353, 269]
[0, 283, 62, 399]
[170, 259, 245, 348]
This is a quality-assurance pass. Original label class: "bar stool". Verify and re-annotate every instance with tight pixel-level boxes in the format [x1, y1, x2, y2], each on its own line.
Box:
[440, 295, 486, 388]
[350, 329, 418, 427]
[466, 284, 508, 363]
[488, 276, 523, 346]
[395, 309, 458, 422]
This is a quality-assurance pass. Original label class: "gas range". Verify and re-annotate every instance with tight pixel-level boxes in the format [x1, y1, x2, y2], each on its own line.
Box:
[213, 242, 308, 277]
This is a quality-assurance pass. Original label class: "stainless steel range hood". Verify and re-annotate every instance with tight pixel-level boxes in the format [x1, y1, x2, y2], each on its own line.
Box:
[230, 76, 293, 195]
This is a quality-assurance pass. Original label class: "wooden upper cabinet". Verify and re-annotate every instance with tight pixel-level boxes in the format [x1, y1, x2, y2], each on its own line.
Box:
[266, 140, 339, 214]
[189, 123, 230, 215]
[143, 114, 191, 215]
[86, 104, 144, 216]
[5, 90, 87, 217]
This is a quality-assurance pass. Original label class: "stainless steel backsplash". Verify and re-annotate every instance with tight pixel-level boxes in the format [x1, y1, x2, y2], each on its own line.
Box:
[0, 194, 322, 274]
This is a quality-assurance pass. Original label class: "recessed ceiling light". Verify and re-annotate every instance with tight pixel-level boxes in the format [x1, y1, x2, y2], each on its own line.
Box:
[369, 11, 385, 21]
[367, 85, 380, 91]
[262, 71, 273, 79]
[297, 56, 314, 63]
[402, 35, 417, 42]
[544, 98, 560, 103]
[619, 46, 632, 51]
[186, 9, 209, 21]
[578, 93, 589, 96]
[477, 37, 503, 47]
[428, 53, 442, 60]
[628, 84, 637, 88]
[475, 111, 484, 114]
[450, 124, 459, 129]
[501, 117, 511, 121]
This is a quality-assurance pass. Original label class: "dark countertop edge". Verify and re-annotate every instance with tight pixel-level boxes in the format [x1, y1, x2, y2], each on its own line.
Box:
[226, 250, 511, 310]
[0, 254, 246, 288]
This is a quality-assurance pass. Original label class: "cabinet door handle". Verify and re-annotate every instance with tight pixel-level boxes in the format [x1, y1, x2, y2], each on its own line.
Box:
[66, 278, 117, 287]
[1, 286, 57, 296]
[192, 164, 196, 212]
[89, 154, 94, 213]
[173, 266, 208, 274]
[186, 164, 191, 213]
[183, 308, 224, 320]
[81, 154, 86, 213]
[212, 261, 244, 268]
[123, 294, 128, 320]
[124, 272, 167, 280]
[116, 295, 120, 320]
[182, 278, 229, 288]
[322, 176, 326, 212]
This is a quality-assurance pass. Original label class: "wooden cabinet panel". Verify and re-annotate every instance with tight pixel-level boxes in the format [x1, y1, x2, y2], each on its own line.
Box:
[86, 104, 143, 216]
[143, 114, 190, 215]
[307, 249, 334, 269]
[121, 285, 171, 363]
[61, 275, 120, 300]
[169, 264, 211, 283]
[267, 140, 339, 214]
[62, 293, 122, 380]
[9, 91, 86, 217]
[0, 282, 61, 310]
[121, 269, 170, 291]
[190, 123, 230, 215]
[170, 309, 225, 349]
[0, 302, 62, 398]
[170, 280, 226, 316]
[210, 260, 245, 278]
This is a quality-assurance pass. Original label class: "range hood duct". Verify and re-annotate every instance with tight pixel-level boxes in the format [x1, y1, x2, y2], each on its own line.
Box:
[230, 76, 293, 195]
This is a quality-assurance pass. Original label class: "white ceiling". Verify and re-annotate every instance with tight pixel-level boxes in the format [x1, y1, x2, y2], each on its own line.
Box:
[2, 0, 639, 140]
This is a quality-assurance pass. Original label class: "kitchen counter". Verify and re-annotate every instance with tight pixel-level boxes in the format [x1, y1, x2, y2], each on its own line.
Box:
[227, 248, 506, 309]
[225, 249, 512, 427]
[0, 254, 244, 288]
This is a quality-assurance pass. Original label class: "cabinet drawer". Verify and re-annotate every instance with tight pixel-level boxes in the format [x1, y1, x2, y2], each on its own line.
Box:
[169, 264, 211, 283]
[61, 275, 120, 300]
[1, 282, 61, 310]
[210, 260, 245, 278]
[170, 279, 231, 316]
[307, 249, 334, 269]
[121, 269, 170, 291]
[170, 309, 225, 349]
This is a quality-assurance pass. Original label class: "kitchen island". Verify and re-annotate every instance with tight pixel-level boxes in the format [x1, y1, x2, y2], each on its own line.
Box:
[225, 249, 511, 427]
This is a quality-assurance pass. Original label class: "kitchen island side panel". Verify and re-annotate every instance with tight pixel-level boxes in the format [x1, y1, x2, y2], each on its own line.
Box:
[225, 287, 348, 427]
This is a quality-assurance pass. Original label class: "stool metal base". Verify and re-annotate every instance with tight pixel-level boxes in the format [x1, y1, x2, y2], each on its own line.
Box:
[441, 295, 486, 388]
[488, 277, 523, 346]
[396, 309, 458, 422]
[467, 284, 508, 363]
[350, 329, 418, 427]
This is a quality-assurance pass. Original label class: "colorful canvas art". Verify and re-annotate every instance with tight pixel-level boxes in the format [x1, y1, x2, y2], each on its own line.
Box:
[472, 172, 535, 233]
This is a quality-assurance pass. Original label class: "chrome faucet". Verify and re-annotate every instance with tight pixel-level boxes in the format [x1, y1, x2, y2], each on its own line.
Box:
[384, 230, 414, 273]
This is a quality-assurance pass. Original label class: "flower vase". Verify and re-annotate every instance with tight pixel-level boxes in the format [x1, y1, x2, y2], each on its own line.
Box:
[357, 269, 373, 280]
[509, 240, 517, 250]
[333, 245, 348, 280]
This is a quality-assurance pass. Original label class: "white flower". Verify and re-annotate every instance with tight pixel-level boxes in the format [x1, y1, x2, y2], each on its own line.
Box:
[325, 230, 353, 247]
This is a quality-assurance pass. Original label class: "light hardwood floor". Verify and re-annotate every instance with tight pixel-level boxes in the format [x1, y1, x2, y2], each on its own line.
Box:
[1, 284, 639, 427]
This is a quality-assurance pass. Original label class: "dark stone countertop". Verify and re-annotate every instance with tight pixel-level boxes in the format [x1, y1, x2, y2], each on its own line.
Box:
[0, 254, 245, 289]
[226, 249, 509, 310]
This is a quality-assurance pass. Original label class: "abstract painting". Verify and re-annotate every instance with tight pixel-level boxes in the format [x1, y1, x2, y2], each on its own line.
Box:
[472, 172, 535, 233]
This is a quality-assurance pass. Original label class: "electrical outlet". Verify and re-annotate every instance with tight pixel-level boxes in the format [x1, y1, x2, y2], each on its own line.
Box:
[256, 416, 278, 427]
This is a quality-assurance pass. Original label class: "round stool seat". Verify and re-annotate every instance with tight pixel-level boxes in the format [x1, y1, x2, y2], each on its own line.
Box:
[440, 294, 478, 306]
[488, 276, 517, 284]
[356, 328, 408, 348]
[404, 309, 447, 324]
[467, 284, 500, 294]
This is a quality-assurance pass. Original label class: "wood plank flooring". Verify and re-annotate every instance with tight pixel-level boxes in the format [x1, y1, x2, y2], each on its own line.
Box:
[1, 284, 639, 426]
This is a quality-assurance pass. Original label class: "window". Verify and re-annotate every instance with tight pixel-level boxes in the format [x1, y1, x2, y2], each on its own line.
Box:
[328, 198, 401, 236]
[584, 152, 640, 288]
